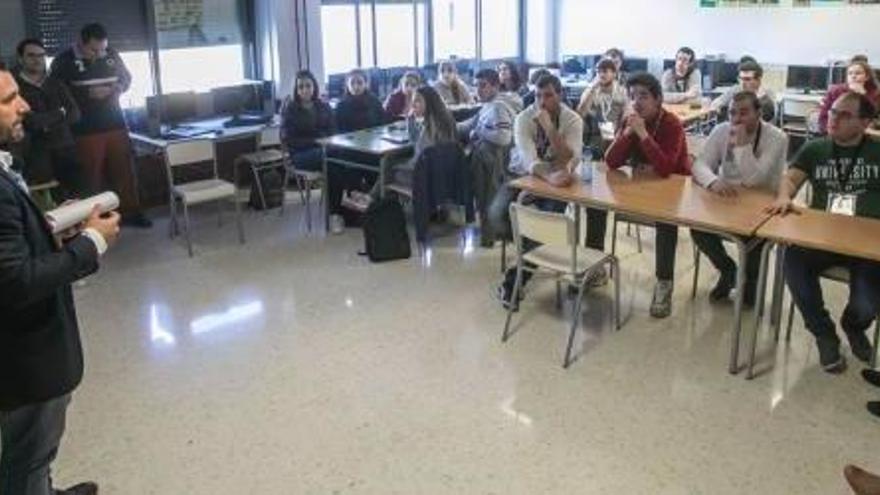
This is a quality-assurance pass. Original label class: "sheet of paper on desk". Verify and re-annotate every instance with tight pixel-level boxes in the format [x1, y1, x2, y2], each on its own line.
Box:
[46, 192, 119, 234]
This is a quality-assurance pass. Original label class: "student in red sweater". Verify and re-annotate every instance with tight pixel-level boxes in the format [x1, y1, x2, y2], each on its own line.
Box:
[605, 72, 690, 318]
[818, 60, 880, 134]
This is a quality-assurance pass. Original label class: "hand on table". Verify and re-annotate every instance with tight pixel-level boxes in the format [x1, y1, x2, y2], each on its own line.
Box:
[764, 197, 796, 216]
[546, 169, 574, 188]
[709, 180, 738, 198]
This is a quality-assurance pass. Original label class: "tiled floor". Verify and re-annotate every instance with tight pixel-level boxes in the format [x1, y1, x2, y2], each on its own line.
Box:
[51, 198, 878, 494]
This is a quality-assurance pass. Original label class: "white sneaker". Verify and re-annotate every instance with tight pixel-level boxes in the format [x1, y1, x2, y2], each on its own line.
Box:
[585, 267, 609, 288]
[329, 214, 345, 235]
[341, 191, 371, 212]
[650, 280, 674, 318]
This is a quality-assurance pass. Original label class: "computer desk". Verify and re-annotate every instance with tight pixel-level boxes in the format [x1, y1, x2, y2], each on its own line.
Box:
[510, 165, 775, 374]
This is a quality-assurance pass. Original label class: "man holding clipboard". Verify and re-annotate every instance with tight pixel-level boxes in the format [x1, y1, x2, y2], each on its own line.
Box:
[0, 67, 120, 495]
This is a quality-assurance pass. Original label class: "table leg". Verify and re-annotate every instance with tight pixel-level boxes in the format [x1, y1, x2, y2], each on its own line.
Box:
[729, 237, 749, 374]
[378, 155, 388, 199]
[322, 145, 330, 233]
[746, 241, 775, 380]
[770, 246, 786, 340]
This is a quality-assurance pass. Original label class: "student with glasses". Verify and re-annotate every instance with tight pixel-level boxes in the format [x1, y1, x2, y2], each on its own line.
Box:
[818, 60, 880, 135]
[710, 60, 776, 123]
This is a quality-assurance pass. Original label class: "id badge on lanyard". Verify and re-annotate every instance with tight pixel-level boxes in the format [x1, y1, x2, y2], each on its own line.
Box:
[827, 193, 857, 216]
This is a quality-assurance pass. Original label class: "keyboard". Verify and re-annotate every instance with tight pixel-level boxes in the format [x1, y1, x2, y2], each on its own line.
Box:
[223, 114, 273, 128]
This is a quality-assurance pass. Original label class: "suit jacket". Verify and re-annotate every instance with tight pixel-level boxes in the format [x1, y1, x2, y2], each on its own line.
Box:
[0, 168, 99, 410]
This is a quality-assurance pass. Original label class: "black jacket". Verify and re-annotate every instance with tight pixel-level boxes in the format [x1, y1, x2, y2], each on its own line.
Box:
[49, 46, 132, 135]
[0, 168, 99, 411]
[280, 98, 335, 152]
[335, 92, 387, 133]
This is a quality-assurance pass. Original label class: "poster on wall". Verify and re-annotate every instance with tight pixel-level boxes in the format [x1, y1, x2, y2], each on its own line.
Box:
[700, 0, 780, 6]
[794, 0, 880, 5]
[155, 0, 204, 32]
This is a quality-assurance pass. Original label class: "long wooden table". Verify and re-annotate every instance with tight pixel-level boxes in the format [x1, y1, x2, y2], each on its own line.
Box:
[510, 165, 775, 374]
[663, 103, 714, 127]
[746, 208, 880, 378]
[317, 124, 413, 230]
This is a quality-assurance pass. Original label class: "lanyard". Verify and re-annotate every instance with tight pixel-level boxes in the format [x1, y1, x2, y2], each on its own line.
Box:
[830, 136, 867, 190]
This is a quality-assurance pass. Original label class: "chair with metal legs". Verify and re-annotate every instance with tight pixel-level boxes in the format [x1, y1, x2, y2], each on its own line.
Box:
[502, 202, 621, 368]
[165, 139, 245, 257]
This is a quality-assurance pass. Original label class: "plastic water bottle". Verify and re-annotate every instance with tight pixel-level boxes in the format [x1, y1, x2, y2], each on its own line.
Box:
[577, 158, 594, 183]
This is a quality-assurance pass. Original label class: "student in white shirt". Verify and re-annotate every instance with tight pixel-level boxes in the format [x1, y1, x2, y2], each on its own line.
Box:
[661, 47, 702, 104]
[691, 91, 788, 305]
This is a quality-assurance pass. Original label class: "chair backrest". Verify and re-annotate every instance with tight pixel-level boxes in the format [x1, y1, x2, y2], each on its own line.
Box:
[509, 202, 574, 249]
[259, 125, 282, 148]
[164, 139, 217, 186]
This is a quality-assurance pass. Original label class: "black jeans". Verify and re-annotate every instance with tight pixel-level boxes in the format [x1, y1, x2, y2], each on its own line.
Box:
[691, 230, 762, 299]
[654, 223, 679, 281]
[490, 182, 608, 290]
[0, 394, 71, 495]
[784, 246, 880, 344]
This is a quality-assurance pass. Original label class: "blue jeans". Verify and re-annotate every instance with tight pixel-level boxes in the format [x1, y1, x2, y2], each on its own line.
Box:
[784, 246, 880, 343]
[0, 394, 71, 495]
[289, 147, 325, 173]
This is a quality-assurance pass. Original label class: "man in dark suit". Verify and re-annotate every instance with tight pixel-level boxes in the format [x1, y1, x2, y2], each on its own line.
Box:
[0, 66, 120, 495]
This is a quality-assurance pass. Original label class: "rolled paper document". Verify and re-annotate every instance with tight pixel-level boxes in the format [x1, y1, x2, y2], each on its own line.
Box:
[46, 192, 120, 234]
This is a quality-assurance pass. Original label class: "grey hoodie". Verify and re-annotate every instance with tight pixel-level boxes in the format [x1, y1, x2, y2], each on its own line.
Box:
[457, 92, 523, 147]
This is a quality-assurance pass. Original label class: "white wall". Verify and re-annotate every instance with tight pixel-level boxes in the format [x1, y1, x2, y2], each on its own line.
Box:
[558, 0, 880, 66]
[264, 0, 322, 98]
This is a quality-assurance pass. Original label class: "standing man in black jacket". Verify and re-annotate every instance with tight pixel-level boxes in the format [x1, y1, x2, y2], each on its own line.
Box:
[0, 67, 120, 495]
[15, 38, 83, 200]
[50, 22, 151, 228]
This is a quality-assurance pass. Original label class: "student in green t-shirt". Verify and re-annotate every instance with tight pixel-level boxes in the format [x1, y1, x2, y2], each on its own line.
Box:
[766, 91, 880, 376]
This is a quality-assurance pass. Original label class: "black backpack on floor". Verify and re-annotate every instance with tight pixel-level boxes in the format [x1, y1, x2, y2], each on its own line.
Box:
[248, 167, 285, 210]
[362, 197, 411, 262]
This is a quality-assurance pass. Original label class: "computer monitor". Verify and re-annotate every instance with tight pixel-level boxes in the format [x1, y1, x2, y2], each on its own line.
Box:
[147, 91, 198, 126]
[622, 58, 648, 73]
[327, 74, 347, 98]
[562, 55, 586, 75]
[831, 66, 847, 85]
[787, 65, 828, 92]
[211, 84, 261, 117]
[715, 62, 740, 86]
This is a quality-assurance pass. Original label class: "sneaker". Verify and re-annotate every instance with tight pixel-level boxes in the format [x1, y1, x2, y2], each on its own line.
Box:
[494, 282, 521, 312]
[869, 402, 880, 419]
[586, 267, 609, 288]
[341, 191, 371, 212]
[816, 337, 847, 374]
[650, 280, 674, 318]
[846, 330, 874, 364]
[861, 369, 880, 388]
[329, 214, 345, 235]
[709, 270, 735, 302]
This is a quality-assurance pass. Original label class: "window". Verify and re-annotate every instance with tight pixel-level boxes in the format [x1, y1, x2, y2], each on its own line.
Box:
[153, 0, 248, 93]
[118, 51, 154, 109]
[320, 4, 358, 74]
[374, 2, 426, 67]
[480, 0, 518, 60]
[432, 0, 476, 60]
[558, 0, 589, 58]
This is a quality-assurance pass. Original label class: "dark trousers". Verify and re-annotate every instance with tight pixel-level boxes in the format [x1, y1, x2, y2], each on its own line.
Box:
[0, 394, 71, 495]
[289, 147, 325, 173]
[470, 141, 509, 242]
[490, 182, 608, 289]
[784, 246, 880, 343]
[691, 230, 761, 298]
[75, 129, 141, 214]
[654, 223, 679, 281]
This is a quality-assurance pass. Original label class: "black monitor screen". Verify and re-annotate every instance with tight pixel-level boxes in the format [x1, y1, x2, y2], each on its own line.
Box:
[716, 62, 740, 86]
[831, 66, 848, 85]
[158, 91, 197, 125]
[787, 66, 828, 91]
[623, 58, 648, 73]
[212, 84, 261, 116]
[562, 55, 586, 75]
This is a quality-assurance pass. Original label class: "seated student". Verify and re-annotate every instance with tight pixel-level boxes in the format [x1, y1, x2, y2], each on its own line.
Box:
[335, 69, 386, 133]
[522, 68, 552, 109]
[497, 61, 527, 97]
[691, 91, 788, 305]
[490, 74, 608, 308]
[605, 72, 690, 318]
[433, 61, 474, 106]
[280, 70, 334, 173]
[818, 60, 880, 134]
[326, 69, 388, 231]
[710, 60, 776, 123]
[661, 47, 703, 104]
[766, 92, 880, 373]
[603, 47, 627, 84]
[355, 85, 457, 204]
[384, 70, 421, 119]
[457, 69, 522, 247]
[577, 57, 628, 154]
